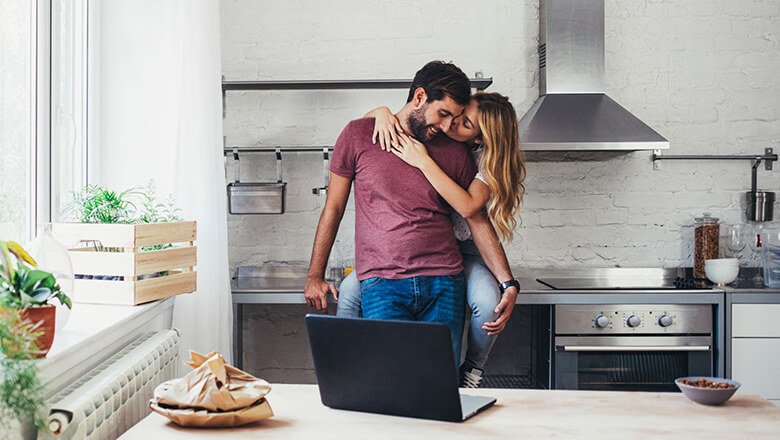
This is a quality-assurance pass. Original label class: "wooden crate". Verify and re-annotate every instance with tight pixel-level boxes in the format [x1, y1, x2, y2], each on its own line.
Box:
[51, 221, 197, 305]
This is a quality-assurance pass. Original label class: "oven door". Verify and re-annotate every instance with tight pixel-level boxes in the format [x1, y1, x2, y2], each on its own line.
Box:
[553, 336, 713, 392]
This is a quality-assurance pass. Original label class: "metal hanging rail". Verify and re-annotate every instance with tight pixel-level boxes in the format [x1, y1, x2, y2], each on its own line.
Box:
[222, 77, 493, 91]
[223, 146, 333, 154]
[652, 148, 777, 170]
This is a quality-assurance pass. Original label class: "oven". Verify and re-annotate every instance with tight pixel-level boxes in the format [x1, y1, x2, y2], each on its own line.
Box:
[553, 304, 713, 392]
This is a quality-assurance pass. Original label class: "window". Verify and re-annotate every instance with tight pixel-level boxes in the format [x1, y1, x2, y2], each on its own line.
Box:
[0, 0, 88, 243]
[0, 0, 37, 241]
[51, 0, 89, 222]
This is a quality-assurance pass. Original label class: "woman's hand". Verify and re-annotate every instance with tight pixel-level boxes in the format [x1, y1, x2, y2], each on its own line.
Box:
[367, 107, 403, 151]
[390, 132, 433, 169]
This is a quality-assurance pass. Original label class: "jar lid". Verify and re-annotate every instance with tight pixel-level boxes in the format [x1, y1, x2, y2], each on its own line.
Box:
[694, 212, 719, 223]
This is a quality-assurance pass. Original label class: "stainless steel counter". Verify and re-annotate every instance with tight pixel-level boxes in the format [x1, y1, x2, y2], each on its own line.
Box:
[231, 266, 737, 304]
[720, 267, 780, 293]
[232, 266, 326, 304]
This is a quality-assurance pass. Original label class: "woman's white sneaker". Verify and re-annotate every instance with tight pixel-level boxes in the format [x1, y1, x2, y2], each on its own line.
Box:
[460, 368, 484, 388]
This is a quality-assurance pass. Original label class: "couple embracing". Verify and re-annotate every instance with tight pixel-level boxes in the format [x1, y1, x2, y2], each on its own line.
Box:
[304, 60, 526, 388]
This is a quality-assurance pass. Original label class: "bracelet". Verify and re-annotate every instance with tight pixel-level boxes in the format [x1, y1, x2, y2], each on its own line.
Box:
[499, 279, 520, 293]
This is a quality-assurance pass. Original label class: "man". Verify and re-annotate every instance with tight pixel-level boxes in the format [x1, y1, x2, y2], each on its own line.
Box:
[304, 61, 518, 367]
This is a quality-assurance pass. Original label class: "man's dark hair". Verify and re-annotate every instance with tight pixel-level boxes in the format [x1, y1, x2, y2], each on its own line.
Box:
[406, 61, 471, 106]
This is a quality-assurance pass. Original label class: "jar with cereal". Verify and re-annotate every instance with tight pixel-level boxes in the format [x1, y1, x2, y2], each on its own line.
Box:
[694, 213, 720, 279]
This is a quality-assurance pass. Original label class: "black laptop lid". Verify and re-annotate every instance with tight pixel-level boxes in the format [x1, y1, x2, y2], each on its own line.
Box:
[305, 315, 463, 422]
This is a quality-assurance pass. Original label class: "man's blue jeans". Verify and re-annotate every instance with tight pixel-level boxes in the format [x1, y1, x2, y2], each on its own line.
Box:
[359, 273, 466, 371]
[338, 247, 500, 371]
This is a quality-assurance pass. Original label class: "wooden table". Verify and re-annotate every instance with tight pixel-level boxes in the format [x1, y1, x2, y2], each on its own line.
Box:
[120, 384, 780, 439]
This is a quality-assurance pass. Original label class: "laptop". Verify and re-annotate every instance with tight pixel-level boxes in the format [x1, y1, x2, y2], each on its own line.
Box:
[305, 314, 496, 422]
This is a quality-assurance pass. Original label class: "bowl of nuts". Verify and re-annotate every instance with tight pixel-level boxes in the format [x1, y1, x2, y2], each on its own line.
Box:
[675, 377, 741, 405]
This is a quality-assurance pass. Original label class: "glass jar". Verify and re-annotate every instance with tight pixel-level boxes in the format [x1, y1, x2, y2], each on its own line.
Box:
[694, 213, 720, 279]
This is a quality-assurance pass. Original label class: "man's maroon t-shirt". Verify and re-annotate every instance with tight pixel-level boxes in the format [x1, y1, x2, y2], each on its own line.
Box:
[330, 118, 477, 281]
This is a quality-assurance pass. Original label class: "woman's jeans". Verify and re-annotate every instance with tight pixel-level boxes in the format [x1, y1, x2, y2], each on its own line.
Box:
[338, 240, 501, 371]
[359, 273, 466, 372]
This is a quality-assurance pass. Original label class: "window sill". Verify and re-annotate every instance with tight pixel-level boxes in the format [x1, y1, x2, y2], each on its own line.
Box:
[37, 298, 175, 397]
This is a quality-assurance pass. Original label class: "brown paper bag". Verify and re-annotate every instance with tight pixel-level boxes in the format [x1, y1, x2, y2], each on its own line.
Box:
[149, 350, 274, 427]
[149, 397, 273, 428]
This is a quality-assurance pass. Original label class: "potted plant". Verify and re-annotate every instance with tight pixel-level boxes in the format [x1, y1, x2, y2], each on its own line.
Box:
[0, 240, 72, 358]
[52, 182, 197, 306]
[0, 308, 47, 439]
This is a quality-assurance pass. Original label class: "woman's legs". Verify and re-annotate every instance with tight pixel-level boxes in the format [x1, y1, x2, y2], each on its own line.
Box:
[336, 271, 362, 317]
[462, 254, 501, 373]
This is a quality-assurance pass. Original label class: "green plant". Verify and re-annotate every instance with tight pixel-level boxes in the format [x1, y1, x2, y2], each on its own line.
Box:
[0, 241, 72, 310]
[65, 181, 181, 225]
[0, 309, 47, 435]
[64, 184, 139, 224]
[137, 181, 182, 252]
[138, 181, 181, 224]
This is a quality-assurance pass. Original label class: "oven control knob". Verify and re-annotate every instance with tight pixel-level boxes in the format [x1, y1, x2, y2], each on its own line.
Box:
[658, 315, 673, 327]
[627, 315, 641, 327]
[595, 315, 609, 328]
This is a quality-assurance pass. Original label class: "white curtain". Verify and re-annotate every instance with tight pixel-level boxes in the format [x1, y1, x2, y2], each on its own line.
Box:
[94, 0, 232, 362]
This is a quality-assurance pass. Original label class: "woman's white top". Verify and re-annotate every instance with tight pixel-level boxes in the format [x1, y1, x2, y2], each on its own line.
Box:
[451, 147, 486, 241]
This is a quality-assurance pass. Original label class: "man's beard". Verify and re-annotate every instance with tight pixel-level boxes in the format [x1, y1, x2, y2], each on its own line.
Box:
[407, 107, 437, 141]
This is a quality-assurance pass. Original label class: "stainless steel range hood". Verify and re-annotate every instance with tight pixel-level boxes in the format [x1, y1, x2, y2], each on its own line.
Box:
[518, 0, 669, 151]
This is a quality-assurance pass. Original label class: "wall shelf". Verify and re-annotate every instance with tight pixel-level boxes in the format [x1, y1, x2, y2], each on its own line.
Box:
[222, 77, 493, 91]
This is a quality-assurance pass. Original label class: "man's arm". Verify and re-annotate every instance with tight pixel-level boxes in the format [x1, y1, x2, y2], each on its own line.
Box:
[465, 211, 518, 335]
[305, 173, 352, 311]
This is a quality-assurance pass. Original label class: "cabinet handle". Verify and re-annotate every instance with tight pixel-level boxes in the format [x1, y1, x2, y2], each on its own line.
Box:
[558, 345, 711, 352]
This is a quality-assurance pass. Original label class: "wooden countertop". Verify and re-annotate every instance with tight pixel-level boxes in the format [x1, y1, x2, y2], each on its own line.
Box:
[120, 384, 779, 439]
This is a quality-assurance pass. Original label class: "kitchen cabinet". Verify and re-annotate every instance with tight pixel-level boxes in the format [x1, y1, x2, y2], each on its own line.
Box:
[732, 338, 780, 401]
[727, 294, 780, 406]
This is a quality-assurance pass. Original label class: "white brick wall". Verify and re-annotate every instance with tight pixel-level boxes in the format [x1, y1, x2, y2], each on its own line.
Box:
[221, 0, 780, 271]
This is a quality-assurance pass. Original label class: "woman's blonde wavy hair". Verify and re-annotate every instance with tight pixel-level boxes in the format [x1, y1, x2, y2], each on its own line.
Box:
[472, 92, 526, 243]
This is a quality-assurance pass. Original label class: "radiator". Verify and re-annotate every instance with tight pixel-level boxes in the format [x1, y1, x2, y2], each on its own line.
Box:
[43, 329, 180, 440]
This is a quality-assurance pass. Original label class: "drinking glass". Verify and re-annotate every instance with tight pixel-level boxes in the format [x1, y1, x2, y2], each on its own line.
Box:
[344, 258, 355, 278]
[725, 224, 747, 258]
[725, 224, 747, 283]
[326, 240, 346, 284]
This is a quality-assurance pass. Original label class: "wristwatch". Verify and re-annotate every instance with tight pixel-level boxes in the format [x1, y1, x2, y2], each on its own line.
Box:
[499, 279, 520, 293]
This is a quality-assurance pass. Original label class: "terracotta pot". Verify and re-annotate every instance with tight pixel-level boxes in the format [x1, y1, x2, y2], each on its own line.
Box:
[1, 306, 57, 358]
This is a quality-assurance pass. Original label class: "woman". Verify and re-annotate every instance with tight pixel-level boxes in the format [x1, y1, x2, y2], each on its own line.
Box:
[338, 92, 526, 388]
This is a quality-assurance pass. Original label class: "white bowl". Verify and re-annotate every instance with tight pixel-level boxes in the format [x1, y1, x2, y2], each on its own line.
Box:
[704, 259, 739, 285]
